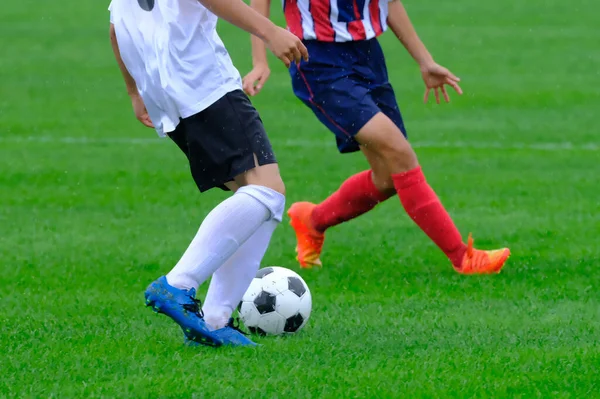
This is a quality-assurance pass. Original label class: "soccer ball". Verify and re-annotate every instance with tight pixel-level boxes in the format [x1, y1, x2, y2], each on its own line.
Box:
[238, 266, 312, 336]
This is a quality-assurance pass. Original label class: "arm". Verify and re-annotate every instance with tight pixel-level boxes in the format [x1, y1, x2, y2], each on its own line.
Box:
[198, 0, 273, 41]
[199, 0, 307, 67]
[249, 0, 271, 68]
[386, 0, 433, 68]
[243, 0, 272, 96]
[110, 24, 154, 128]
[387, 0, 462, 103]
[110, 24, 138, 97]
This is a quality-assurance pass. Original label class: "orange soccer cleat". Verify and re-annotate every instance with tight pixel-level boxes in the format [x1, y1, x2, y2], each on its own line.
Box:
[287, 202, 325, 269]
[457, 233, 510, 274]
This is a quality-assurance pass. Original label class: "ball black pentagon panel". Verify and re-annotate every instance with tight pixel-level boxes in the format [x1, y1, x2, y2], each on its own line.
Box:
[255, 267, 275, 279]
[287, 276, 307, 297]
[254, 291, 276, 314]
[248, 326, 267, 336]
[284, 314, 305, 333]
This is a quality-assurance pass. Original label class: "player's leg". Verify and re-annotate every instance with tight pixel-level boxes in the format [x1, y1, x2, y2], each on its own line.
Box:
[202, 217, 278, 329]
[164, 124, 283, 296]
[288, 37, 509, 272]
[287, 157, 394, 267]
[296, 45, 410, 238]
[198, 161, 285, 331]
[146, 91, 285, 346]
[164, 177, 283, 294]
[295, 84, 407, 234]
[195, 110, 286, 334]
[146, 175, 283, 346]
[287, 57, 396, 267]
[354, 110, 510, 274]
[145, 123, 225, 346]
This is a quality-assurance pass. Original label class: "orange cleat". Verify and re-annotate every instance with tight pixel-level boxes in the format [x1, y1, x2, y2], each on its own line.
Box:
[457, 233, 510, 274]
[287, 202, 325, 269]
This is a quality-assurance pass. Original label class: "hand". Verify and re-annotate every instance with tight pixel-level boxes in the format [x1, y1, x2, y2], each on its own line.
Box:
[420, 62, 463, 104]
[243, 63, 271, 96]
[130, 93, 154, 128]
[264, 26, 308, 68]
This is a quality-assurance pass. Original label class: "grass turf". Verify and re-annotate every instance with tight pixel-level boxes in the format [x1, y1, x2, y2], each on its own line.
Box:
[1, 0, 599, 397]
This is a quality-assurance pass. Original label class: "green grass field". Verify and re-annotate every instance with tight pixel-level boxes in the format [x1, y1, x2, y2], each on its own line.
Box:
[1, 0, 599, 397]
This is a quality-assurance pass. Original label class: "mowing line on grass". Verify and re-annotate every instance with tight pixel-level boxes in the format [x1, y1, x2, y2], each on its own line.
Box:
[0, 136, 597, 151]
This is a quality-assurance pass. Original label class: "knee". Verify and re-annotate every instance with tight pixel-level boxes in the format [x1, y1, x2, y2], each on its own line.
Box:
[356, 114, 419, 174]
[375, 139, 419, 173]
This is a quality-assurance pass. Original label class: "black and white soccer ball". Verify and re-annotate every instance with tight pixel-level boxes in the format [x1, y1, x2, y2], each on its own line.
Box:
[238, 266, 312, 336]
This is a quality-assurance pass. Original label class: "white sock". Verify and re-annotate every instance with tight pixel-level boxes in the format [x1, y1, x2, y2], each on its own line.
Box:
[166, 185, 285, 291]
[202, 219, 279, 329]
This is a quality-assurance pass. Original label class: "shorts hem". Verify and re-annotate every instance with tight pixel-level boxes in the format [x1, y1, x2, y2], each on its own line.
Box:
[198, 158, 278, 193]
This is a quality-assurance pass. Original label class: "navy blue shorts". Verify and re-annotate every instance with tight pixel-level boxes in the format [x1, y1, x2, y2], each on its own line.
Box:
[289, 38, 407, 153]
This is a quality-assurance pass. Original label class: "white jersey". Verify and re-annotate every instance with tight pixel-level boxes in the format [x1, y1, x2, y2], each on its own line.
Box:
[109, 0, 242, 135]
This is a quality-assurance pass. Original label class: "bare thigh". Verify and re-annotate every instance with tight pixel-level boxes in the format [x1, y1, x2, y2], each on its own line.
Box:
[232, 155, 285, 195]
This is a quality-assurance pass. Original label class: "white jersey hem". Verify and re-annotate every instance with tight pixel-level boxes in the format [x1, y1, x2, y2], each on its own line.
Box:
[156, 82, 241, 137]
[179, 82, 242, 120]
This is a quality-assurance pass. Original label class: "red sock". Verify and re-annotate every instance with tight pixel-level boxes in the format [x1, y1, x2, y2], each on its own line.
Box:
[312, 170, 393, 232]
[392, 166, 467, 267]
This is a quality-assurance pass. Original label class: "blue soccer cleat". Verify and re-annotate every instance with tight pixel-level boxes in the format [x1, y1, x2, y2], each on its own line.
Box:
[184, 318, 258, 347]
[212, 318, 258, 347]
[144, 276, 220, 347]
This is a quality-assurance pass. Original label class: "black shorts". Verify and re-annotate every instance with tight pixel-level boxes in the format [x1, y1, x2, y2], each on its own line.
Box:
[168, 90, 277, 192]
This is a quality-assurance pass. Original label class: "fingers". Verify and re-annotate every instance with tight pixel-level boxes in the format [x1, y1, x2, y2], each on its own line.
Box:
[243, 68, 271, 96]
[250, 78, 265, 96]
[290, 46, 302, 65]
[243, 76, 258, 96]
[280, 54, 291, 68]
[252, 82, 261, 95]
[286, 42, 307, 66]
[139, 115, 154, 128]
[426, 83, 463, 104]
[242, 77, 254, 96]
[272, 29, 309, 68]
[280, 38, 308, 67]
[131, 96, 154, 127]
[245, 85, 256, 96]
[445, 78, 463, 95]
[434, 64, 460, 82]
[298, 41, 309, 62]
[441, 85, 450, 103]
[255, 71, 270, 93]
[445, 71, 460, 82]
[144, 116, 154, 128]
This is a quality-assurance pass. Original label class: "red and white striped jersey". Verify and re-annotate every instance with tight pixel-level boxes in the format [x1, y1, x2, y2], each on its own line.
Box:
[283, 0, 390, 42]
